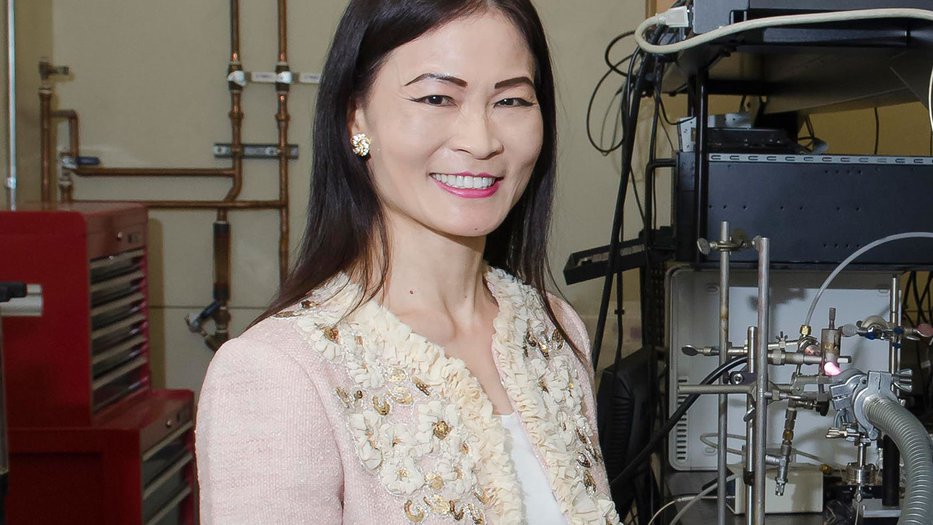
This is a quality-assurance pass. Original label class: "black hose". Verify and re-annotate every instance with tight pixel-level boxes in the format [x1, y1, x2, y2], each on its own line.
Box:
[610, 356, 749, 488]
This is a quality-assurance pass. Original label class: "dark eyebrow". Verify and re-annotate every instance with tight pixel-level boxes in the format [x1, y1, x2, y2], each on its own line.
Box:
[404, 73, 467, 87]
[494, 76, 535, 89]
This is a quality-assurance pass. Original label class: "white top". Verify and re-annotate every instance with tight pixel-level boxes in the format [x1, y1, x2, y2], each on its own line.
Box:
[500, 413, 568, 525]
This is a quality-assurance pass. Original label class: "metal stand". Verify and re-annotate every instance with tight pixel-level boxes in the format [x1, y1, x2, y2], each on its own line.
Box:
[688, 231, 770, 524]
[698, 221, 750, 525]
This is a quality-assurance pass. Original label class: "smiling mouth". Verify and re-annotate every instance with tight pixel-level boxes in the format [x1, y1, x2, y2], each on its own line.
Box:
[430, 173, 499, 190]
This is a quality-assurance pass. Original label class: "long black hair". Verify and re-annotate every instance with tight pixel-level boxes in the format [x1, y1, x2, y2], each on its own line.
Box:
[258, 0, 575, 357]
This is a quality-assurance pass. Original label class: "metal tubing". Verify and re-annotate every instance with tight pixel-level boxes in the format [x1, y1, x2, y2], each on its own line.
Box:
[883, 274, 901, 507]
[717, 221, 730, 525]
[230, 0, 240, 63]
[222, 89, 244, 201]
[51, 110, 79, 161]
[277, 0, 287, 64]
[679, 384, 750, 395]
[4, 0, 16, 210]
[213, 221, 231, 302]
[889, 275, 900, 373]
[210, 220, 232, 349]
[88, 199, 285, 210]
[745, 325, 757, 525]
[276, 92, 290, 282]
[39, 88, 52, 203]
[753, 237, 771, 525]
[694, 72, 710, 265]
[866, 397, 933, 524]
[274, 0, 290, 283]
[775, 400, 798, 496]
[48, 109, 71, 203]
[75, 167, 235, 177]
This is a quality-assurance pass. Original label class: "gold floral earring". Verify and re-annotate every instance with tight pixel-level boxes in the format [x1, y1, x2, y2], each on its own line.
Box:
[351, 133, 371, 157]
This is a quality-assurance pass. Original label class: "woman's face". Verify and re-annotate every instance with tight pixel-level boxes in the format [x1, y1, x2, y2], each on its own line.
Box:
[351, 10, 543, 241]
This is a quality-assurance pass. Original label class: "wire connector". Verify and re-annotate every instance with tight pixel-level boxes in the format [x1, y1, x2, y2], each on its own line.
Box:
[657, 6, 690, 29]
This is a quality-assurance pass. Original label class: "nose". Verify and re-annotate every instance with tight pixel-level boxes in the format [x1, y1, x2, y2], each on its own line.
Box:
[450, 107, 503, 160]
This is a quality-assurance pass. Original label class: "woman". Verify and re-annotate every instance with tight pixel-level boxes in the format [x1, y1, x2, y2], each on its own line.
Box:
[196, 1, 620, 524]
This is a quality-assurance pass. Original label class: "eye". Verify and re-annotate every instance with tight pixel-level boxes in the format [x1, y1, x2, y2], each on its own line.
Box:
[414, 95, 454, 106]
[495, 97, 534, 108]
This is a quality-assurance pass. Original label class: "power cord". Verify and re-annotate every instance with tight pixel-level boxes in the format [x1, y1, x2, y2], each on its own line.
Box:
[667, 474, 738, 525]
[609, 356, 749, 488]
[636, 8, 933, 56]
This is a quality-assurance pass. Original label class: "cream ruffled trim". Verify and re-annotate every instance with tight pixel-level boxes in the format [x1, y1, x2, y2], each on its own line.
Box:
[486, 268, 620, 525]
[290, 271, 523, 523]
[287, 268, 619, 524]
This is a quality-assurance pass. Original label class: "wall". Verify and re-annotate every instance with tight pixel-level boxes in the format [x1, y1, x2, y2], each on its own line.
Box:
[38, 0, 645, 393]
[21, 2, 933, 392]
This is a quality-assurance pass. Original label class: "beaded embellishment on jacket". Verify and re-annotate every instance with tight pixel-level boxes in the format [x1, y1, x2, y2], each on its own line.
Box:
[277, 269, 621, 525]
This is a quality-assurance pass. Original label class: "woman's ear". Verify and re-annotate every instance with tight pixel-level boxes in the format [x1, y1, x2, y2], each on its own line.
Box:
[348, 98, 368, 136]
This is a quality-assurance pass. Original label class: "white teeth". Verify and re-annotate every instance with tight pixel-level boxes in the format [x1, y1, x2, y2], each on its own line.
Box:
[431, 173, 496, 190]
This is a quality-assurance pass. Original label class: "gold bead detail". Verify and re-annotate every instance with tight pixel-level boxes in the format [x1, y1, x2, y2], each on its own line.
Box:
[404, 500, 425, 523]
[433, 420, 451, 439]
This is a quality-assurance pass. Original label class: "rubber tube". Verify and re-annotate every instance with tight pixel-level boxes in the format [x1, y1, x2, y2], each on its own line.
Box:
[863, 396, 933, 525]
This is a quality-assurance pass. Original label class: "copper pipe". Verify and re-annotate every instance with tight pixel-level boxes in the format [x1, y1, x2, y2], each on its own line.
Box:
[50, 109, 235, 178]
[39, 87, 52, 203]
[272, 0, 290, 282]
[222, 90, 244, 201]
[222, 0, 245, 210]
[277, 0, 287, 64]
[80, 199, 286, 210]
[209, 220, 232, 348]
[50, 110, 78, 158]
[53, 109, 78, 203]
[74, 167, 235, 177]
[276, 92, 290, 282]
[230, 0, 240, 64]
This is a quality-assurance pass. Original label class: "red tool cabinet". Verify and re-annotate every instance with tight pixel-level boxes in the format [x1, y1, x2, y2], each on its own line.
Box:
[0, 202, 197, 524]
[7, 390, 195, 525]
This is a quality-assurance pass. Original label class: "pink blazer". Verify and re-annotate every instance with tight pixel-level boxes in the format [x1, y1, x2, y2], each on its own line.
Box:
[196, 268, 621, 524]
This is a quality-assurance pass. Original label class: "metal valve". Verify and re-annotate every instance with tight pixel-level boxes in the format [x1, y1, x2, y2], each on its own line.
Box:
[38, 60, 70, 81]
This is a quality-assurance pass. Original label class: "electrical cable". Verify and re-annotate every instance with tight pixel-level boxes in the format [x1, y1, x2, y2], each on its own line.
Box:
[668, 475, 738, 525]
[873, 108, 880, 155]
[905, 271, 918, 327]
[609, 356, 749, 488]
[636, 8, 933, 56]
[928, 63, 933, 134]
[586, 52, 635, 154]
[605, 31, 636, 76]
[912, 271, 931, 325]
[591, 50, 652, 365]
[918, 271, 932, 318]
[599, 83, 626, 153]
[804, 232, 933, 327]
[657, 94, 689, 127]
[643, 488, 718, 525]
[643, 498, 687, 525]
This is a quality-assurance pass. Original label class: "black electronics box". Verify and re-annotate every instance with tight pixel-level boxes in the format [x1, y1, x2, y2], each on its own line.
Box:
[674, 152, 933, 267]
